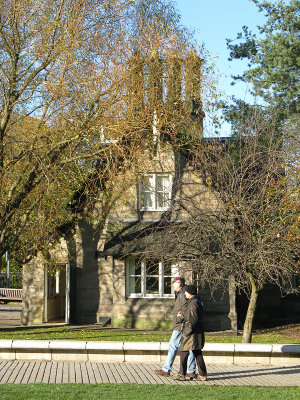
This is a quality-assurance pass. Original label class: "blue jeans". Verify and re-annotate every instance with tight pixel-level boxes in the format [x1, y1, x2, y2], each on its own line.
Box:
[162, 330, 195, 373]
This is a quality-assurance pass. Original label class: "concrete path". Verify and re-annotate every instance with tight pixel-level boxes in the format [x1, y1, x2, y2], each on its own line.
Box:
[0, 360, 299, 386]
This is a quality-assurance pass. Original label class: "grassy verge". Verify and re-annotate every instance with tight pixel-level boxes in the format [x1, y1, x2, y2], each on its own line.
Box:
[0, 325, 299, 343]
[0, 384, 299, 400]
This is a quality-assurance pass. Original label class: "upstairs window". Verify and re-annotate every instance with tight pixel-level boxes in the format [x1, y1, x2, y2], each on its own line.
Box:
[100, 126, 119, 144]
[126, 257, 178, 298]
[139, 174, 172, 211]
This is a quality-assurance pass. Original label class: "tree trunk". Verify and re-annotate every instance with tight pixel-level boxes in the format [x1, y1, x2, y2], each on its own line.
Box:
[228, 276, 238, 333]
[242, 275, 259, 343]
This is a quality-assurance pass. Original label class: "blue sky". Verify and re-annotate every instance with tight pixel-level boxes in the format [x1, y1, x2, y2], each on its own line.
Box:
[174, 0, 269, 135]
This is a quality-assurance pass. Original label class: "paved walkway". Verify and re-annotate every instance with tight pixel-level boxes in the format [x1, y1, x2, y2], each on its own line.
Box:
[0, 361, 299, 386]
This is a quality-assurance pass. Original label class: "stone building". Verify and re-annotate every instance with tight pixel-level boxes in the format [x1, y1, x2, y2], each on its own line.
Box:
[20, 50, 237, 330]
[21, 134, 239, 331]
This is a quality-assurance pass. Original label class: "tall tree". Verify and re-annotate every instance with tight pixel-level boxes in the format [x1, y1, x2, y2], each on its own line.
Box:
[226, 0, 299, 121]
[157, 109, 299, 342]
[210, 0, 300, 340]
[0, 0, 199, 266]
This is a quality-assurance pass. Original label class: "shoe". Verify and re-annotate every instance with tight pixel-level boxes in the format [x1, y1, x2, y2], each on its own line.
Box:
[186, 372, 197, 380]
[154, 369, 170, 376]
[195, 375, 208, 381]
[173, 374, 186, 381]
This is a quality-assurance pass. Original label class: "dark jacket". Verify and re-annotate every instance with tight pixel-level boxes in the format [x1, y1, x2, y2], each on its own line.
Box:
[179, 295, 205, 351]
[173, 287, 189, 330]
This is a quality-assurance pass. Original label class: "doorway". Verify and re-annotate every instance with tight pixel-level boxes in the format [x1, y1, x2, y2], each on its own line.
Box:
[44, 264, 70, 323]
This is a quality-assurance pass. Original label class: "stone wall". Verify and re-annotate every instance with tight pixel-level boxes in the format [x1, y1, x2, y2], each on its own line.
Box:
[108, 257, 232, 331]
[110, 286, 232, 331]
[111, 297, 174, 330]
[21, 260, 45, 325]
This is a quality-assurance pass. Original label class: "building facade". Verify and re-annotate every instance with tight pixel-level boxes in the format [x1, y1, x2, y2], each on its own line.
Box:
[21, 135, 238, 331]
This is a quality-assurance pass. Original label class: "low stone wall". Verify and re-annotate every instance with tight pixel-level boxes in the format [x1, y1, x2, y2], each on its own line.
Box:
[0, 340, 299, 366]
[0, 306, 21, 326]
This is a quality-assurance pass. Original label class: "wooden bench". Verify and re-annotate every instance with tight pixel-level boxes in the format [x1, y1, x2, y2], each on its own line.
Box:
[0, 288, 22, 301]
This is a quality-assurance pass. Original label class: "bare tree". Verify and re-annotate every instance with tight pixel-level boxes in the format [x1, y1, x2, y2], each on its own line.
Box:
[157, 109, 299, 342]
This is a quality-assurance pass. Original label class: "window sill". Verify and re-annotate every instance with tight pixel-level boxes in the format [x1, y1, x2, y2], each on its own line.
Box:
[126, 295, 174, 299]
[139, 208, 170, 212]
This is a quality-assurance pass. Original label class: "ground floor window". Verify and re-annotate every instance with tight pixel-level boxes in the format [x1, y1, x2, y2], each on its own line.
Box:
[126, 257, 179, 298]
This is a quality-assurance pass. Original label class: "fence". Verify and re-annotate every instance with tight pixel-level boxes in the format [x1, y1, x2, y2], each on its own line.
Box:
[0, 271, 22, 289]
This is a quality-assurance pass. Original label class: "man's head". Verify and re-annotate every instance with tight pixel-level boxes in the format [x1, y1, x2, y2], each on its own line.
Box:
[184, 284, 197, 299]
[172, 276, 185, 292]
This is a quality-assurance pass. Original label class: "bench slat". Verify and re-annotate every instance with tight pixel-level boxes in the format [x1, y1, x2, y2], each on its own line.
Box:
[0, 288, 22, 300]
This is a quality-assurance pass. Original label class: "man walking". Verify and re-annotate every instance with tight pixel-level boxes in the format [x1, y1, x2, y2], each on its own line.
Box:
[174, 284, 207, 381]
[154, 277, 196, 377]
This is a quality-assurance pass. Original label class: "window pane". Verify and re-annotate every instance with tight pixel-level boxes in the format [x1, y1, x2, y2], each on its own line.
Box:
[145, 259, 159, 275]
[129, 276, 141, 294]
[171, 264, 179, 276]
[164, 277, 172, 294]
[164, 262, 172, 275]
[157, 192, 170, 208]
[156, 175, 169, 191]
[128, 257, 136, 275]
[141, 176, 153, 192]
[135, 261, 141, 275]
[156, 175, 171, 209]
[146, 277, 159, 294]
[128, 257, 141, 276]
[141, 192, 153, 208]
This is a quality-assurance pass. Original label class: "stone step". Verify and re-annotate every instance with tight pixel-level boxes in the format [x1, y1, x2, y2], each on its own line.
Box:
[0, 340, 299, 366]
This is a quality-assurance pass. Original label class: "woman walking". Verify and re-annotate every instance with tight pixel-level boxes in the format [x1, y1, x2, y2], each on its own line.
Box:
[174, 284, 207, 381]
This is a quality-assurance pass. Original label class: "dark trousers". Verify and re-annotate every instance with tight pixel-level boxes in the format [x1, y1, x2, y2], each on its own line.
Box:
[179, 349, 207, 376]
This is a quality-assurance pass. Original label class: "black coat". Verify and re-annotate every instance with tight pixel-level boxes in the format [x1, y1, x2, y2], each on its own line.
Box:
[179, 295, 205, 351]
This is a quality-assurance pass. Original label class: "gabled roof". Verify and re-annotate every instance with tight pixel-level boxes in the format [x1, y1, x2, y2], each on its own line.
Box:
[102, 219, 202, 259]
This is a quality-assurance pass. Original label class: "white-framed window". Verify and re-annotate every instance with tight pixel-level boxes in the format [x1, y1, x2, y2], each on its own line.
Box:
[126, 256, 179, 298]
[139, 173, 172, 211]
[100, 126, 119, 144]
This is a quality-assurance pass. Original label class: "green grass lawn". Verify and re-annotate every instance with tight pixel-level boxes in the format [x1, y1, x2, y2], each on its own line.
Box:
[0, 384, 299, 400]
[0, 325, 299, 344]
